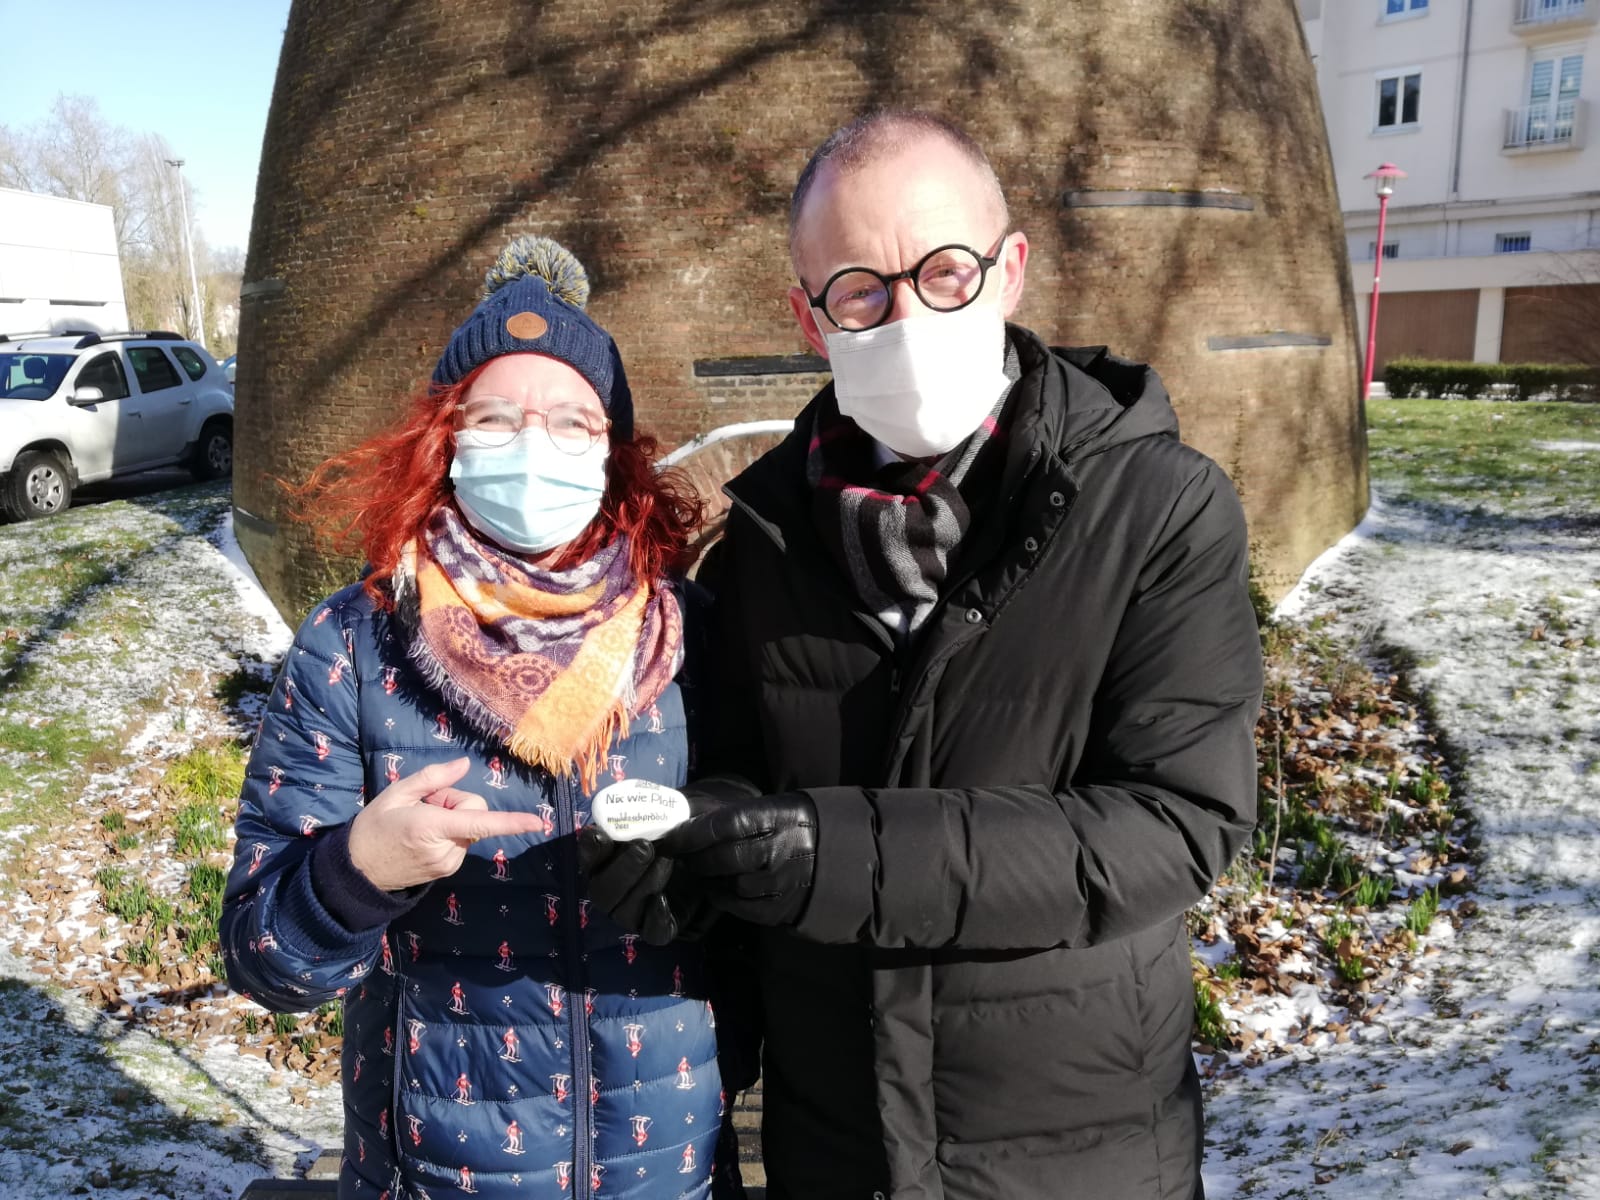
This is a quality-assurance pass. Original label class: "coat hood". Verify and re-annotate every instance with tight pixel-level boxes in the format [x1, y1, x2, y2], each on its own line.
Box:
[1017, 327, 1180, 463]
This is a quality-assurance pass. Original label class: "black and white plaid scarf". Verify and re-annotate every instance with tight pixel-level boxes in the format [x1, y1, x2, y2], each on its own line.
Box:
[807, 349, 1018, 637]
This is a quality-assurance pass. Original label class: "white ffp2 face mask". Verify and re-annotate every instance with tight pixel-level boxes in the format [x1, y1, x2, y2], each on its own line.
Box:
[823, 303, 1010, 459]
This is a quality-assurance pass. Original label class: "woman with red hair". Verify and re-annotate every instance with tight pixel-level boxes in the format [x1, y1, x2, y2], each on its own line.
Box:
[221, 237, 741, 1200]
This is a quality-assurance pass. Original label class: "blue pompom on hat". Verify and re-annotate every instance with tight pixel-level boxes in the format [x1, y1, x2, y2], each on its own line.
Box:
[433, 235, 633, 439]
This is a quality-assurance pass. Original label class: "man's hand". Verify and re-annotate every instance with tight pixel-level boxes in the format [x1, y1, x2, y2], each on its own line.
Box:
[575, 826, 682, 945]
[656, 790, 818, 927]
[347, 757, 547, 891]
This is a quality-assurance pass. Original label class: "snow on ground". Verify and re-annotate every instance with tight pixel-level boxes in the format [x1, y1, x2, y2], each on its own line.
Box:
[2, 428, 1597, 1196]
[1204, 493, 1600, 1199]
[0, 486, 334, 1197]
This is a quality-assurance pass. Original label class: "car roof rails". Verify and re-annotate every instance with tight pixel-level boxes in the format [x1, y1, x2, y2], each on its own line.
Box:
[70, 330, 186, 350]
[1, 329, 96, 344]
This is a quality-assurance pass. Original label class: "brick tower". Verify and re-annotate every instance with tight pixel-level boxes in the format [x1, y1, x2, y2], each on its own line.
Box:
[235, 0, 1362, 619]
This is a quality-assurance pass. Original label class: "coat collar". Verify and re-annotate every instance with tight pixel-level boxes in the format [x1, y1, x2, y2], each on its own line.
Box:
[723, 323, 1178, 552]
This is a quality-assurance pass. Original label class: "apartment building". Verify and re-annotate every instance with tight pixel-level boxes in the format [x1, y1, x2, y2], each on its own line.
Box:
[1302, 0, 1599, 369]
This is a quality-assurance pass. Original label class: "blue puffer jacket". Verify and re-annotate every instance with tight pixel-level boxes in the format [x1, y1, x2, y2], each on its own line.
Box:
[223, 581, 726, 1200]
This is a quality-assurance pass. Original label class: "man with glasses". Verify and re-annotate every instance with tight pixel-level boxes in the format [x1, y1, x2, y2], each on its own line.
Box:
[596, 109, 1263, 1199]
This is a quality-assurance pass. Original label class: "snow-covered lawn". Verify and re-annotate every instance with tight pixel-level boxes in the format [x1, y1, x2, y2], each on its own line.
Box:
[0, 397, 1593, 1197]
[0, 485, 336, 1197]
[1203, 402, 1600, 1198]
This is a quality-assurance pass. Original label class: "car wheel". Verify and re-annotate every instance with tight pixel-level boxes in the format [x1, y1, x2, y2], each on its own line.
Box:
[191, 419, 233, 481]
[2, 449, 74, 521]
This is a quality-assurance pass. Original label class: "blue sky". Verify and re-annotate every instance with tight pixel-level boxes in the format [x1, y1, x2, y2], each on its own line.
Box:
[1, 0, 293, 253]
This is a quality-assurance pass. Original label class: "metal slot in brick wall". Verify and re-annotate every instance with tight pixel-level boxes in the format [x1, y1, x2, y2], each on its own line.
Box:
[1206, 332, 1333, 351]
[1062, 190, 1257, 211]
[693, 354, 828, 378]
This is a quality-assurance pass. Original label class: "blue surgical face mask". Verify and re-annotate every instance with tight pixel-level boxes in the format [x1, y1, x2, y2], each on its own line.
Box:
[448, 429, 609, 555]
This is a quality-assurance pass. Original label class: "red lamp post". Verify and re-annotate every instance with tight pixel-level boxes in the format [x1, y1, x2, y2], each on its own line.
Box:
[1360, 162, 1407, 401]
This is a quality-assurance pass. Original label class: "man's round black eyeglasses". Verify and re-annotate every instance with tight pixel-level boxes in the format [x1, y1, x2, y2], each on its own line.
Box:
[803, 233, 1009, 332]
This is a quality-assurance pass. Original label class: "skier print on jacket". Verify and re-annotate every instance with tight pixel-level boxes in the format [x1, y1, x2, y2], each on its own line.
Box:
[222, 236, 733, 1200]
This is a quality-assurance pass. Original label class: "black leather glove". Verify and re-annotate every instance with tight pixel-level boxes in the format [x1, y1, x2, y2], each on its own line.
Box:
[576, 826, 717, 946]
[576, 826, 678, 946]
[656, 790, 818, 928]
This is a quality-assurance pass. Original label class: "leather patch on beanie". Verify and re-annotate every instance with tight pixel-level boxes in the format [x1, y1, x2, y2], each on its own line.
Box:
[505, 311, 548, 340]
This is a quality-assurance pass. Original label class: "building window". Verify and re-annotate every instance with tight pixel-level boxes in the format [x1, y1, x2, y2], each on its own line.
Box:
[1376, 71, 1422, 128]
[1383, 0, 1429, 16]
[1496, 233, 1534, 253]
[1368, 241, 1400, 260]
[1528, 51, 1584, 142]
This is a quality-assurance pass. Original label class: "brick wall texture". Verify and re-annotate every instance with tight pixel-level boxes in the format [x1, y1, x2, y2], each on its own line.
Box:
[235, 0, 1365, 619]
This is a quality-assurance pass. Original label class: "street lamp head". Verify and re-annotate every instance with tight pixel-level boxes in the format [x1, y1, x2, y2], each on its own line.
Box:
[1363, 161, 1406, 199]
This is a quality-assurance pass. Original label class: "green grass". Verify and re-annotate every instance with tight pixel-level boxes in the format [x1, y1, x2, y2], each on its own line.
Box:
[317, 1001, 345, 1039]
[0, 714, 119, 851]
[1322, 915, 1368, 985]
[173, 802, 228, 857]
[1405, 887, 1440, 937]
[75, 743, 246, 979]
[0, 716, 98, 766]
[1300, 821, 1361, 893]
[1194, 978, 1229, 1046]
[1368, 398, 1600, 513]
[1349, 874, 1392, 909]
[164, 743, 247, 805]
[95, 867, 177, 928]
[95, 858, 231, 974]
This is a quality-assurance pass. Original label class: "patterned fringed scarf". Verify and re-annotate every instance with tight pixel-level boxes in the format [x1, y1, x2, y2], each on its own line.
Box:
[397, 505, 682, 789]
[808, 376, 1013, 637]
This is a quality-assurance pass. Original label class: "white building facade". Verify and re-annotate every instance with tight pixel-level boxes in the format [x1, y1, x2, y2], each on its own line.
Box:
[1301, 0, 1599, 368]
[0, 188, 129, 337]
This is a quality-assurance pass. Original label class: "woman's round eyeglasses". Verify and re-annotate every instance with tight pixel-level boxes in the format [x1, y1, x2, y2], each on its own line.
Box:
[803, 233, 1009, 332]
[454, 397, 610, 454]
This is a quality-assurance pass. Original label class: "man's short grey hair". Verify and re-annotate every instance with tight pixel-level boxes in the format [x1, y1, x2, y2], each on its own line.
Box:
[787, 108, 1010, 269]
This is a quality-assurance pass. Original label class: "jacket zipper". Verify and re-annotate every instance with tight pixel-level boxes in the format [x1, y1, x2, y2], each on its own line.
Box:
[726, 472, 1080, 782]
[879, 470, 1081, 779]
[555, 772, 594, 1200]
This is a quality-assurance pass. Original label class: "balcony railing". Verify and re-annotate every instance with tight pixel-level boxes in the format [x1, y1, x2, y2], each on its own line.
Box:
[1503, 99, 1588, 151]
[1511, 0, 1596, 31]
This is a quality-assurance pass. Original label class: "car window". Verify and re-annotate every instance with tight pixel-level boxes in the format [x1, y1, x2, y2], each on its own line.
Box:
[172, 346, 208, 381]
[127, 346, 182, 393]
[73, 352, 131, 401]
[0, 352, 74, 399]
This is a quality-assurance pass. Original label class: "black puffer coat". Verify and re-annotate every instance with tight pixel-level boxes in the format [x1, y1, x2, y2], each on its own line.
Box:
[698, 328, 1264, 1200]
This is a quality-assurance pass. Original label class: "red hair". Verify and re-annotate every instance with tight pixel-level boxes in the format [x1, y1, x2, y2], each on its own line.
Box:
[286, 365, 704, 608]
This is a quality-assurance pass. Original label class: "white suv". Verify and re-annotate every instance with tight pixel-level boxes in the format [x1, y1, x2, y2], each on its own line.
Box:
[0, 330, 235, 520]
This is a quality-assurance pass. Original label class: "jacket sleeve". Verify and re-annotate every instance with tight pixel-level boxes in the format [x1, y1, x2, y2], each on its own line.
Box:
[221, 593, 388, 1011]
[795, 462, 1264, 952]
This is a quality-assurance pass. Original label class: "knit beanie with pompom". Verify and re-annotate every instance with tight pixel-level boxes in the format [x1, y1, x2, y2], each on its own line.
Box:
[432, 235, 633, 439]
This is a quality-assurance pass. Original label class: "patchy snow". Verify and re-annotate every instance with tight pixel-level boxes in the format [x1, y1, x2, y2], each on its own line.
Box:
[0, 486, 335, 1197]
[1204, 487, 1600, 1198]
[0, 946, 339, 1197]
[1531, 441, 1600, 454]
[213, 511, 294, 661]
[2, 441, 1597, 1198]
